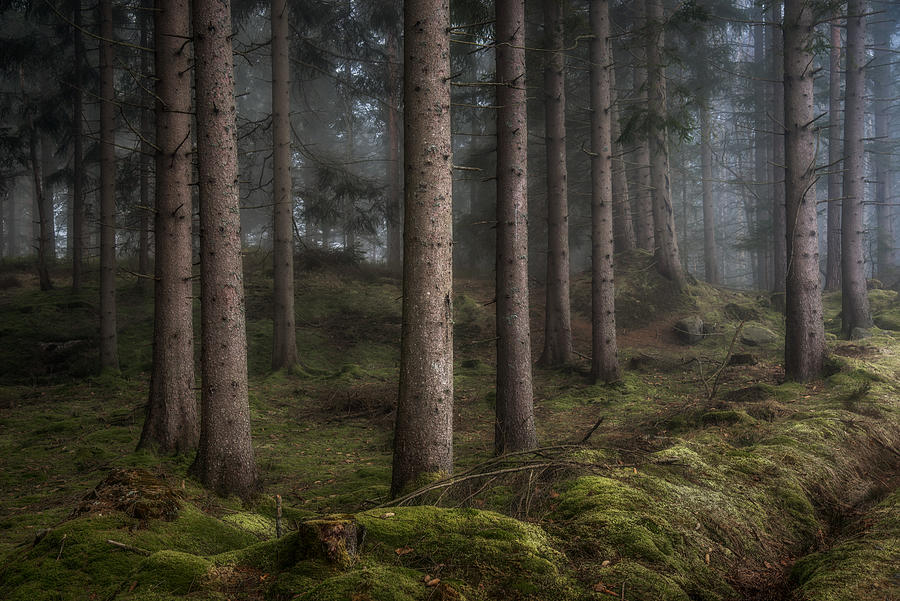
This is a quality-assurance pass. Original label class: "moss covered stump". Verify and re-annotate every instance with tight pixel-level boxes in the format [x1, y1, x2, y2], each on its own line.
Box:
[297, 516, 365, 567]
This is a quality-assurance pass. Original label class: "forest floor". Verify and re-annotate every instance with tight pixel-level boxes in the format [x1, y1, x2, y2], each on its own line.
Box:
[0, 249, 897, 601]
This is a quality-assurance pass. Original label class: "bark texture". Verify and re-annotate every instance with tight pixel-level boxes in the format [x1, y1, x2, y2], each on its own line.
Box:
[390, 0, 454, 496]
[138, 5, 152, 287]
[99, 0, 119, 370]
[645, 0, 685, 289]
[630, 0, 654, 252]
[71, 0, 84, 292]
[495, 0, 537, 455]
[271, 0, 299, 370]
[538, 0, 573, 367]
[138, 0, 198, 455]
[30, 133, 52, 291]
[783, 0, 825, 380]
[590, 0, 620, 383]
[841, 0, 871, 336]
[190, 0, 258, 499]
[700, 108, 719, 284]
[825, 21, 842, 292]
[770, 8, 786, 305]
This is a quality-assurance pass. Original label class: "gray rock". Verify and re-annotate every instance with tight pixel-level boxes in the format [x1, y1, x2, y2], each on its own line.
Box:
[673, 316, 705, 345]
[740, 325, 777, 347]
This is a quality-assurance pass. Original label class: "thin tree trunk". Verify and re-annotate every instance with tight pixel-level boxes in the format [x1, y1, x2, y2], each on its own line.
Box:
[99, 0, 119, 370]
[495, 0, 537, 455]
[538, 0, 573, 367]
[631, 0, 654, 252]
[590, 0, 620, 383]
[390, 0, 454, 497]
[610, 57, 635, 253]
[753, 16, 770, 291]
[700, 108, 720, 284]
[40, 134, 56, 263]
[840, 0, 871, 337]
[783, 0, 825, 381]
[271, 0, 298, 370]
[770, 5, 786, 307]
[645, 0, 685, 289]
[190, 0, 258, 499]
[71, 0, 84, 292]
[30, 133, 53, 291]
[824, 20, 842, 291]
[138, 4, 152, 287]
[385, 26, 403, 274]
[872, 17, 893, 280]
[138, 0, 198, 455]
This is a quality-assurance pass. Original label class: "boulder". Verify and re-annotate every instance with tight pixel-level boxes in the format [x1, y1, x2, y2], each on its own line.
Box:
[673, 316, 705, 345]
[740, 325, 776, 347]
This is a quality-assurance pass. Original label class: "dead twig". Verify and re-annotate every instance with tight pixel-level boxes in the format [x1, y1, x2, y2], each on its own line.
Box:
[106, 540, 151, 556]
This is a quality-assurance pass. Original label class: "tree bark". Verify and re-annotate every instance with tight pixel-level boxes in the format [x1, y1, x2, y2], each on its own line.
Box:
[385, 26, 403, 274]
[40, 134, 56, 264]
[30, 133, 53, 291]
[770, 6, 786, 307]
[753, 15, 769, 290]
[71, 0, 84, 292]
[538, 0, 573, 367]
[99, 0, 119, 370]
[824, 20, 842, 292]
[840, 0, 871, 336]
[138, 0, 198, 455]
[271, 0, 298, 370]
[630, 0, 654, 252]
[783, 0, 825, 381]
[872, 16, 893, 280]
[645, 0, 685, 289]
[610, 58, 635, 253]
[590, 0, 621, 383]
[495, 0, 537, 455]
[700, 108, 720, 284]
[138, 3, 152, 288]
[390, 0, 454, 497]
[190, 0, 258, 499]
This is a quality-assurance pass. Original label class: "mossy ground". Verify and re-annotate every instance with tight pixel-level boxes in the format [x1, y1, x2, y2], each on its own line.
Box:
[0, 252, 897, 600]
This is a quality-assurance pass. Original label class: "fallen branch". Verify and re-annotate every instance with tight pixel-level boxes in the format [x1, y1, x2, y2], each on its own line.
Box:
[106, 540, 151, 556]
[705, 320, 746, 400]
[580, 415, 606, 444]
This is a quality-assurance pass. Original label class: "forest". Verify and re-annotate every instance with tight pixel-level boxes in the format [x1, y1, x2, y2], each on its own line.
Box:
[0, 0, 898, 598]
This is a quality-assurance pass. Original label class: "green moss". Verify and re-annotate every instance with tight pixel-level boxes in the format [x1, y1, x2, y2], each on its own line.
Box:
[592, 560, 691, 601]
[289, 564, 427, 601]
[134, 550, 211, 595]
[221, 512, 276, 538]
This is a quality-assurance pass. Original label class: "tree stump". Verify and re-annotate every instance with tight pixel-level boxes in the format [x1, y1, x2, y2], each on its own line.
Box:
[297, 516, 364, 567]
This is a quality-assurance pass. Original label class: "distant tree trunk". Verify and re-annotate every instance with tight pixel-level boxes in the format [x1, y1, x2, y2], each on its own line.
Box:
[138, 4, 152, 287]
[538, 0, 573, 368]
[71, 0, 84, 292]
[700, 108, 720, 284]
[29, 132, 53, 291]
[390, 0, 454, 496]
[609, 58, 635, 253]
[631, 0, 654, 252]
[189, 0, 258, 499]
[40, 134, 56, 262]
[99, 0, 119, 370]
[783, 0, 825, 381]
[495, 0, 537, 455]
[8, 182, 17, 257]
[138, 0, 198, 455]
[753, 15, 769, 291]
[840, 0, 871, 337]
[590, 0, 620, 383]
[872, 17, 893, 280]
[271, 0, 298, 371]
[645, 0, 685, 289]
[770, 6, 786, 307]
[385, 26, 403, 274]
[824, 20, 842, 292]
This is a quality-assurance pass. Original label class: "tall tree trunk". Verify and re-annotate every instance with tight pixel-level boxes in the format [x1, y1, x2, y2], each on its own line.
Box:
[138, 4, 152, 287]
[610, 57, 635, 253]
[495, 0, 537, 455]
[271, 0, 298, 370]
[385, 26, 403, 274]
[40, 134, 56, 263]
[590, 0, 620, 383]
[8, 181, 17, 257]
[631, 0, 654, 252]
[645, 0, 685, 289]
[783, 0, 825, 381]
[138, 0, 198, 455]
[700, 108, 720, 284]
[390, 0, 454, 496]
[99, 0, 119, 370]
[30, 133, 53, 291]
[840, 0, 871, 337]
[824, 20, 842, 291]
[538, 0, 573, 367]
[71, 0, 84, 292]
[189, 0, 258, 499]
[753, 15, 769, 291]
[872, 17, 893, 280]
[770, 5, 786, 307]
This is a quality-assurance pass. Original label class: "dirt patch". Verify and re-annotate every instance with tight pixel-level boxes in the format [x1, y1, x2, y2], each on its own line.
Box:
[72, 468, 181, 522]
[831, 343, 880, 358]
